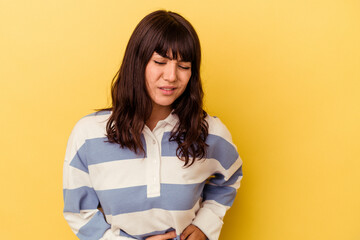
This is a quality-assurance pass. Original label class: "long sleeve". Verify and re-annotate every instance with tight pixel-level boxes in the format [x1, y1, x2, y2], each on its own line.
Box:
[63, 120, 111, 240]
[191, 117, 243, 240]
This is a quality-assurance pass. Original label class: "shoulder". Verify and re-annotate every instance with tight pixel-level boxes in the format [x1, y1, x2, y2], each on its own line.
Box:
[204, 114, 240, 170]
[205, 114, 234, 144]
[69, 110, 112, 141]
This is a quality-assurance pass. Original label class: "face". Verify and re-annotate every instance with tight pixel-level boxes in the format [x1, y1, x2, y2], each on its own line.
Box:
[145, 51, 192, 111]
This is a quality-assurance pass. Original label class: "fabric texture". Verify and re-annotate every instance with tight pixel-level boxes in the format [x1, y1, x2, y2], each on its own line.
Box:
[63, 110, 243, 240]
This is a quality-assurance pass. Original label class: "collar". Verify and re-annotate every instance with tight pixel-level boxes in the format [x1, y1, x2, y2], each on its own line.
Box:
[161, 110, 179, 128]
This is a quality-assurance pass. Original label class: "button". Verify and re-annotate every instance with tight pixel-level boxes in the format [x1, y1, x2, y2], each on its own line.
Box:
[153, 177, 157, 182]
[152, 140, 156, 144]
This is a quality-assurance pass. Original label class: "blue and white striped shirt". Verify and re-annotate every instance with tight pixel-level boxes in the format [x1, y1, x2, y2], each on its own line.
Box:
[63, 110, 243, 240]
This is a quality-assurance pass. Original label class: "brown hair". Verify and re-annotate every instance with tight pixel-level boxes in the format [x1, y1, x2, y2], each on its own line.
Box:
[97, 10, 208, 166]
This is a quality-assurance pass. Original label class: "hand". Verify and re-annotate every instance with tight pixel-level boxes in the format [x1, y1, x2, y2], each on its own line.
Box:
[145, 231, 177, 240]
[181, 224, 207, 240]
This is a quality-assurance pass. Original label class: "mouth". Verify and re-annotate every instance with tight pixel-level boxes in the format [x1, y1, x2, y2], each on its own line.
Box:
[159, 87, 176, 90]
[159, 87, 177, 95]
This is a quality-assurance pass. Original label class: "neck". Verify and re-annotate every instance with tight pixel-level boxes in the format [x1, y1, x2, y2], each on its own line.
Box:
[146, 104, 172, 131]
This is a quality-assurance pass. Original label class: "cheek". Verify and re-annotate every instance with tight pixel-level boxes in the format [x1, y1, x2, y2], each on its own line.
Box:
[145, 70, 157, 90]
[144, 77, 155, 99]
[180, 72, 192, 89]
[146, 68, 161, 85]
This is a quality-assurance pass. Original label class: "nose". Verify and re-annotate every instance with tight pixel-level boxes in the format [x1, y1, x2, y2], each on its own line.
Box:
[163, 62, 177, 82]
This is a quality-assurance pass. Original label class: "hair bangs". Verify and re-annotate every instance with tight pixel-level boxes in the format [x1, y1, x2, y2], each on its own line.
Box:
[154, 23, 195, 62]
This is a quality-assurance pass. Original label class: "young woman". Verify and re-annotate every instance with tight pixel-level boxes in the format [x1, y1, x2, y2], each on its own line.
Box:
[63, 10, 243, 240]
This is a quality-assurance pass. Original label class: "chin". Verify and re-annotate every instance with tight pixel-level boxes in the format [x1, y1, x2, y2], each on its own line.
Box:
[154, 102, 174, 109]
[155, 99, 176, 107]
[157, 103, 173, 108]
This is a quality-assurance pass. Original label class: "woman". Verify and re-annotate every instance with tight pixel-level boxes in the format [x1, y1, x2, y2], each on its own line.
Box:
[63, 10, 243, 240]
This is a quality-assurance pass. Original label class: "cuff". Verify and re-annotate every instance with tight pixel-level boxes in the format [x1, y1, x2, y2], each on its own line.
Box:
[192, 207, 224, 240]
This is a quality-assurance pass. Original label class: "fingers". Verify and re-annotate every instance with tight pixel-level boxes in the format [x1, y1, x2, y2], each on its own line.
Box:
[163, 231, 177, 239]
[181, 225, 195, 240]
[146, 230, 177, 240]
[145, 225, 207, 240]
[181, 225, 207, 240]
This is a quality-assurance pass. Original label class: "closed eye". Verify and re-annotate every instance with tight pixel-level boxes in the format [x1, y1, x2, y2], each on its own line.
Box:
[178, 65, 191, 70]
[154, 60, 166, 65]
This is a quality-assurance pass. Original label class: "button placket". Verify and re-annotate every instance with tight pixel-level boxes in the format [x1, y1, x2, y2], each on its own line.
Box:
[145, 131, 161, 198]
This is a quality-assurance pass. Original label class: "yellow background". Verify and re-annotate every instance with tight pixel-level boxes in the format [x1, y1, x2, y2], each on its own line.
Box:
[0, 0, 359, 239]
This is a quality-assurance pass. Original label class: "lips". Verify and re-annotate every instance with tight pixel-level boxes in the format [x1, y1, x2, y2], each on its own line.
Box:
[159, 86, 177, 95]
[159, 87, 176, 90]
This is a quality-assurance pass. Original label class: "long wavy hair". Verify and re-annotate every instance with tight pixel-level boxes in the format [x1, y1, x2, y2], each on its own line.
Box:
[97, 10, 208, 167]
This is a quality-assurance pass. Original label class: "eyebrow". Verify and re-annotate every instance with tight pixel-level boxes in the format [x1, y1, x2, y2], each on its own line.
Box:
[155, 54, 191, 63]
[155, 53, 190, 63]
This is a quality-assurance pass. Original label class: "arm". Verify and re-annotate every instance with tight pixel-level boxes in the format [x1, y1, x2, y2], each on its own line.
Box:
[190, 118, 243, 240]
[191, 165, 242, 240]
[63, 121, 111, 240]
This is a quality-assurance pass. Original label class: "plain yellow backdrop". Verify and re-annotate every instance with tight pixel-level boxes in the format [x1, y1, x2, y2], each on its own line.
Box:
[0, 0, 359, 239]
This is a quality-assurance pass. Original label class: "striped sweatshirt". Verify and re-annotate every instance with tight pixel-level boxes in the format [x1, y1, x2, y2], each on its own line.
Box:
[63, 110, 243, 240]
